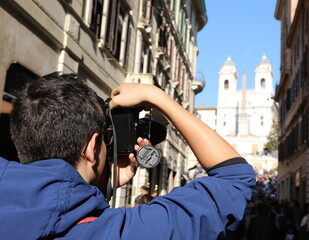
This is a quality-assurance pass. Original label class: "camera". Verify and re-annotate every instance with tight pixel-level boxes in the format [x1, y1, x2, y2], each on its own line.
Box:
[98, 97, 167, 203]
[102, 98, 167, 168]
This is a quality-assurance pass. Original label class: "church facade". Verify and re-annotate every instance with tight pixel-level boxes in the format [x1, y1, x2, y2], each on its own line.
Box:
[195, 55, 279, 180]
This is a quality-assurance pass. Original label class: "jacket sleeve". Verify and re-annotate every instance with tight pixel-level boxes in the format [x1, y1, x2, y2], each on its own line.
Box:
[65, 157, 256, 240]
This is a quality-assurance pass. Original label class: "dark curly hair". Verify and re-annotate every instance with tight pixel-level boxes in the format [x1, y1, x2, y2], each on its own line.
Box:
[10, 72, 105, 166]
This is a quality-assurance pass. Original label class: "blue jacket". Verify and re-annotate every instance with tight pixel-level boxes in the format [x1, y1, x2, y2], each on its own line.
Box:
[0, 157, 255, 239]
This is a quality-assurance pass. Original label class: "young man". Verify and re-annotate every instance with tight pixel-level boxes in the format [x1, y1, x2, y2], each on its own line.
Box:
[0, 73, 256, 239]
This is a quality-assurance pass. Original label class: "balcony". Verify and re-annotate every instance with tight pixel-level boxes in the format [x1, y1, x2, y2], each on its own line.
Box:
[192, 72, 205, 94]
[155, 47, 171, 79]
[137, 18, 152, 43]
[126, 72, 155, 85]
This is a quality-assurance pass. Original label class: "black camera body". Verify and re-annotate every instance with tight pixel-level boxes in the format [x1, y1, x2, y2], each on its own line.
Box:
[110, 108, 166, 155]
[102, 98, 166, 158]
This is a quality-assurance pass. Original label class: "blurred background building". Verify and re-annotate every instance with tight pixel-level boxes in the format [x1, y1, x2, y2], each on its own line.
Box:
[274, 0, 309, 207]
[195, 55, 279, 183]
[0, 0, 207, 207]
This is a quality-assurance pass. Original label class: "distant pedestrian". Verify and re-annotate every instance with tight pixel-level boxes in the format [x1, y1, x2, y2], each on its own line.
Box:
[285, 225, 295, 240]
[246, 203, 276, 240]
[136, 194, 154, 206]
[132, 185, 150, 207]
[271, 200, 288, 240]
[300, 205, 309, 240]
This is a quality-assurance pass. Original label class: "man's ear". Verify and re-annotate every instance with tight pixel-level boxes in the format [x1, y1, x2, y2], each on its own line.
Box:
[83, 133, 99, 166]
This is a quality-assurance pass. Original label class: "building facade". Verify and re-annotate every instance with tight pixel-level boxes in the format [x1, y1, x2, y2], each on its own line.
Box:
[195, 55, 278, 180]
[0, 0, 207, 207]
[274, 0, 309, 206]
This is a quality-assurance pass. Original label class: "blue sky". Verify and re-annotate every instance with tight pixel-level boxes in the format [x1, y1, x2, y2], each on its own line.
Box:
[194, 0, 281, 107]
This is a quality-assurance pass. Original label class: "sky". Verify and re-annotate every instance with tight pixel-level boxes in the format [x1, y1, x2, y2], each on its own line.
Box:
[194, 0, 281, 107]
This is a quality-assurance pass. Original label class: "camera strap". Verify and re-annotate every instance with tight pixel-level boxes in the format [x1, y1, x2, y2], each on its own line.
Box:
[105, 106, 118, 208]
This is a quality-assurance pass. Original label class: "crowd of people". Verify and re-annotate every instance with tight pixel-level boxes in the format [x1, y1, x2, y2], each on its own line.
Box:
[224, 180, 309, 240]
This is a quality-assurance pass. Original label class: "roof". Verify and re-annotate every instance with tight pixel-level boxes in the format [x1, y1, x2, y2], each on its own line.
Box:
[222, 56, 236, 67]
[258, 54, 271, 66]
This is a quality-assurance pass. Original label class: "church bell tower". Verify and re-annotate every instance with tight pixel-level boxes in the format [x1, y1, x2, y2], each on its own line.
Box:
[254, 54, 273, 92]
[218, 56, 238, 107]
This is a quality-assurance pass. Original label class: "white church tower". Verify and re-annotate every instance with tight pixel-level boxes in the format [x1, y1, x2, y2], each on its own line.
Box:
[218, 56, 238, 107]
[216, 56, 239, 136]
[255, 54, 273, 92]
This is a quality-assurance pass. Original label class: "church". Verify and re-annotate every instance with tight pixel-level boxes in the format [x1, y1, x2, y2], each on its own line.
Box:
[195, 55, 278, 178]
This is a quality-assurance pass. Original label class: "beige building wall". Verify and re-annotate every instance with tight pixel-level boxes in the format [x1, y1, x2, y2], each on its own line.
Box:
[274, 0, 309, 206]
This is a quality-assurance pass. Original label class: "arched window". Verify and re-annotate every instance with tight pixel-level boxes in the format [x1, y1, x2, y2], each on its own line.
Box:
[260, 78, 266, 88]
[224, 80, 229, 90]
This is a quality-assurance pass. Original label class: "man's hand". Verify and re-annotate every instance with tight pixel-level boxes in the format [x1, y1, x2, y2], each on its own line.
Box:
[109, 83, 154, 110]
[115, 137, 151, 187]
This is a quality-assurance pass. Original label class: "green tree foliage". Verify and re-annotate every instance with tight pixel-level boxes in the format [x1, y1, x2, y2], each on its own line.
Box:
[265, 121, 279, 153]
